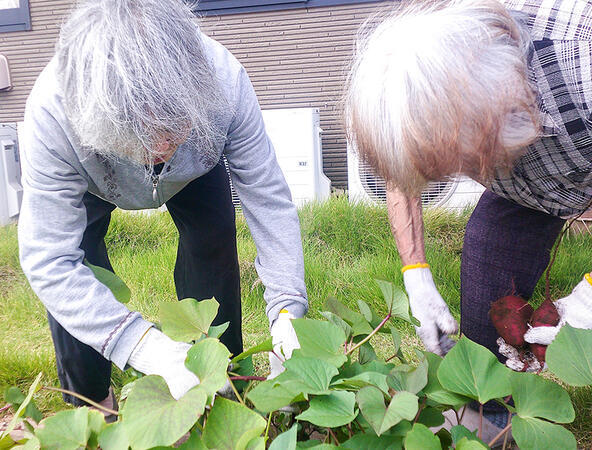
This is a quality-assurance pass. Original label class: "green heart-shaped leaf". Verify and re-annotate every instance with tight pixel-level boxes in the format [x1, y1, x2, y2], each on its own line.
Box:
[202, 397, 266, 450]
[375, 280, 420, 326]
[85, 260, 131, 304]
[36, 408, 105, 450]
[511, 372, 574, 423]
[296, 391, 357, 428]
[546, 325, 592, 387]
[356, 386, 417, 436]
[160, 298, 219, 342]
[437, 337, 511, 404]
[341, 433, 402, 449]
[291, 319, 347, 367]
[121, 375, 207, 450]
[387, 355, 428, 394]
[283, 357, 339, 394]
[511, 416, 576, 450]
[423, 352, 471, 407]
[185, 338, 231, 399]
[269, 424, 298, 450]
[403, 423, 440, 449]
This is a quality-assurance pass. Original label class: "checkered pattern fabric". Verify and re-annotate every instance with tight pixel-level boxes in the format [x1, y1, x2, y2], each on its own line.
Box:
[490, 0, 592, 218]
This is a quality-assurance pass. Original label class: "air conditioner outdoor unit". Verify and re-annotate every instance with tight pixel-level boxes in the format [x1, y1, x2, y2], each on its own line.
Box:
[0, 122, 23, 225]
[227, 108, 331, 208]
[347, 144, 485, 209]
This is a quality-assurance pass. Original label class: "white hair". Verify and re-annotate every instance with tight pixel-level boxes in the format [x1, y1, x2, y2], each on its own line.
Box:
[345, 0, 539, 194]
[56, 0, 227, 167]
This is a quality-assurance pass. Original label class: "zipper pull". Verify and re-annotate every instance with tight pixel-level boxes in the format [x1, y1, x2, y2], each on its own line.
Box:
[152, 176, 159, 202]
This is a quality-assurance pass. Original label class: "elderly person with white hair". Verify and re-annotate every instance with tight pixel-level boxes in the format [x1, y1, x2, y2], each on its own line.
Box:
[345, 0, 592, 441]
[19, 0, 306, 415]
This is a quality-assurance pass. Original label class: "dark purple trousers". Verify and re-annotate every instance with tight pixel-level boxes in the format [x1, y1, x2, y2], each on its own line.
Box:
[461, 190, 565, 413]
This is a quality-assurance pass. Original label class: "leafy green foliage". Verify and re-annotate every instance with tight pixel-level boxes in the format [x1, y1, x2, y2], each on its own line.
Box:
[375, 280, 419, 326]
[291, 319, 347, 367]
[4, 387, 42, 423]
[230, 338, 273, 364]
[547, 325, 592, 386]
[185, 338, 231, 400]
[4, 284, 591, 449]
[512, 416, 577, 450]
[295, 391, 357, 427]
[35, 408, 105, 450]
[437, 336, 512, 404]
[356, 386, 417, 435]
[202, 397, 266, 450]
[404, 423, 440, 449]
[160, 298, 219, 342]
[511, 372, 574, 423]
[120, 376, 207, 449]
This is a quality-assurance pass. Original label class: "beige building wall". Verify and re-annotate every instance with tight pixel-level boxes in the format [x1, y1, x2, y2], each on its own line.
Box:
[0, 1, 389, 188]
[0, 1, 73, 122]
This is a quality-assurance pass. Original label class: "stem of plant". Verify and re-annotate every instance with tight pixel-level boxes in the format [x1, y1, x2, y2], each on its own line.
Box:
[478, 404, 483, 441]
[229, 376, 267, 382]
[226, 375, 245, 406]
[0, 404, 11, 414]
[488, 422, 512, 448]
[42, 386, 118, 416]
[346, 314, 391, 356]
[353, 418, 366, 434]
[328, 427, 339, 445]
[413, 397, 426, 424]
[264, 412, 273, 444]
[194, 419, 204, 433]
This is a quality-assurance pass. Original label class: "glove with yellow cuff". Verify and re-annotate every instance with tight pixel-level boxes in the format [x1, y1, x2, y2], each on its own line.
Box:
[402, 263, 458, 356]
[524, 274, 592, 346]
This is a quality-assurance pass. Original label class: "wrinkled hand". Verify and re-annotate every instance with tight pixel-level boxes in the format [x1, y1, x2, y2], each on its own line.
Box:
[524, 276, 592, 346]
[497, 337, 542, 372]
[269, 310, 300, 379]
[128, 328, 200, 400]
[403, 267, 458, 356]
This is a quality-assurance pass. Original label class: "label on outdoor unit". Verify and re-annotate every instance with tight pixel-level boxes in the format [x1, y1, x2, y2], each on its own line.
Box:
[1, 138, 23, 219]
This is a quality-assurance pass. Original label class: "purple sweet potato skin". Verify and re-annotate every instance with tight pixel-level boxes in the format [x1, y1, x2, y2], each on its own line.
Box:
[489, 295, 534, 347]
[529, 299, 560, 363]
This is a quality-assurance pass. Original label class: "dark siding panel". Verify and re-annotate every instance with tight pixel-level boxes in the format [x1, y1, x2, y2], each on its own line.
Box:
[0, 1, 389, 189]
[201, 3, 389, 188]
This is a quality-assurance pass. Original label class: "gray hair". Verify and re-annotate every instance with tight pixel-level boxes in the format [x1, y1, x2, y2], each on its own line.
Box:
[345, 0, 539, 194]
[56, 0, 226, 167]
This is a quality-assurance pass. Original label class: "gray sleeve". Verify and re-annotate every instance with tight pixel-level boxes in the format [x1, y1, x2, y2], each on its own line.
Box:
[224, 67, 308, 325]
[18, 104, 153, 369]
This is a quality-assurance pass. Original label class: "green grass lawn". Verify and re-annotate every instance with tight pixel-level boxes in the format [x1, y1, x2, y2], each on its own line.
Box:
[1, 196, 591, 445]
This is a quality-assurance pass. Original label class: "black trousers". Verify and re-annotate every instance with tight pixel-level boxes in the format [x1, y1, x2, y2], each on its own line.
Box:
[460, 190, 565, 413]
[47, 162, 243, 405]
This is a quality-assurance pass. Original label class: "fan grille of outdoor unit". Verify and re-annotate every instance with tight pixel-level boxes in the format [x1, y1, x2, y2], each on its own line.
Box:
[358, 162, 453, 207]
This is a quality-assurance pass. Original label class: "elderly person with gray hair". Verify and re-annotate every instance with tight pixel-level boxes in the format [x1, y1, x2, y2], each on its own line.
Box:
[19, 0, 306, 414]
[345, 0, 592, 441]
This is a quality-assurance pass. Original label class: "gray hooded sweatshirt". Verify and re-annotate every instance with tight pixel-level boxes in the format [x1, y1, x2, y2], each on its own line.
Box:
[18, 35, 308, 370]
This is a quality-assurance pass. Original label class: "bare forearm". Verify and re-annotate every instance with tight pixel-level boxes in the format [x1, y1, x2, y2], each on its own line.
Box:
[386, 186, 426, 266]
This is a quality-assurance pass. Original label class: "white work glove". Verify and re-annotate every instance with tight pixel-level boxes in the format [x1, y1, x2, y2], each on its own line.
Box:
[403, 266, 458, 356]
[269, 310, 300, 379]
[128, 328, 200, 400]
[524, 275, 592, 346]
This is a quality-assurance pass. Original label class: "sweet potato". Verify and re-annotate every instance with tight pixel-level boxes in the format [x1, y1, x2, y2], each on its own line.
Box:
[529, 299, 560, 363]
[489, 295, 533, 347]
